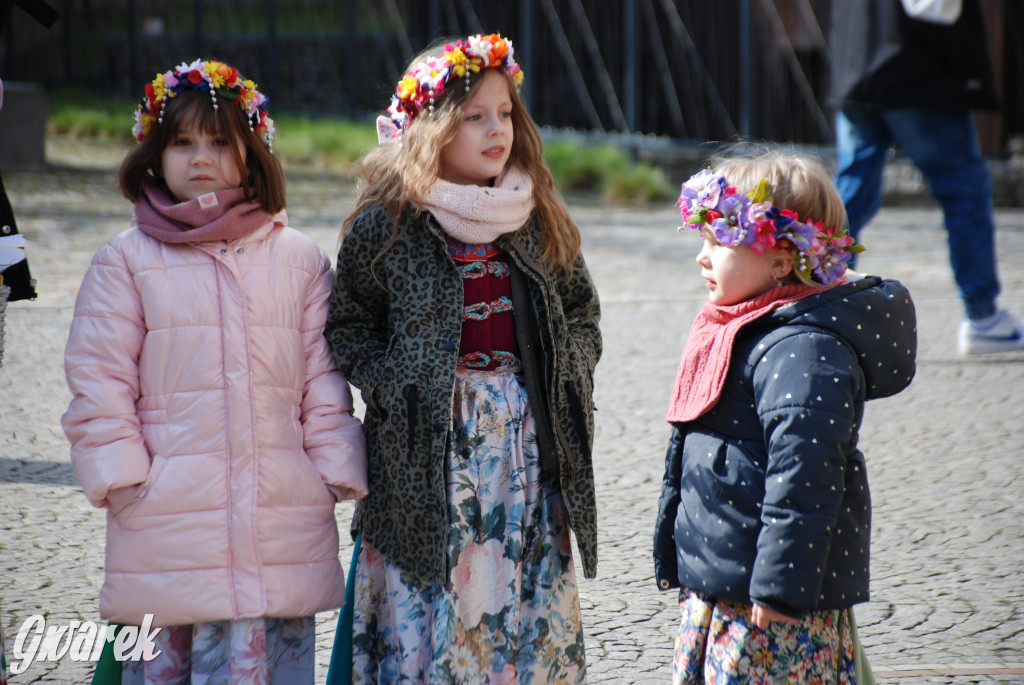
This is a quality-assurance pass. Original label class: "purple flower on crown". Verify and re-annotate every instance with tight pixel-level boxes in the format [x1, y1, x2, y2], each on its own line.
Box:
[767, 206, 816, 252]
[675, 169, 863, 285]
[814, 244, 850, 284]
[678, 170, 727, 222]
[710, 192, 755, 247]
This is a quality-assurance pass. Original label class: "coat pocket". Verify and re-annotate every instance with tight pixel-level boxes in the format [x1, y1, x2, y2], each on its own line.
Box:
[111, 453, 168, 528]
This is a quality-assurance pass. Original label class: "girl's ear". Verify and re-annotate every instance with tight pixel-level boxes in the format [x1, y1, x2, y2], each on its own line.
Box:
[769, 250, 794, 280]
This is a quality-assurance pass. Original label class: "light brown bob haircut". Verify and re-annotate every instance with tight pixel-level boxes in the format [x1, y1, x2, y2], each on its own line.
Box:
[118, 87, 286, 214]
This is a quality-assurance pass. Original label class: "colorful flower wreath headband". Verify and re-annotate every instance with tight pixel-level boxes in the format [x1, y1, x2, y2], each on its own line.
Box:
[678, 169, 864, 285]
[376, 32, 524, 143]
[132, 59, 275, 150]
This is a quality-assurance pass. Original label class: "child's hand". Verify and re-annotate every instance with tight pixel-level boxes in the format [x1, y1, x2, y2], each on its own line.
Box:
[751, 602, 801, 629]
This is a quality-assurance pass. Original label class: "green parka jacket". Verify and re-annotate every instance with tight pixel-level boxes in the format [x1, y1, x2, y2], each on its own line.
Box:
[326, 204, 602, 586]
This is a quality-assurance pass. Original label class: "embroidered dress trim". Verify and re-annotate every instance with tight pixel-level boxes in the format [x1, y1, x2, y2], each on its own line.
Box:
[447, 237, 519, 373]
[458, 349, 521, 371]
[463, 296, 513, 321]
[458, 260, 509, 279]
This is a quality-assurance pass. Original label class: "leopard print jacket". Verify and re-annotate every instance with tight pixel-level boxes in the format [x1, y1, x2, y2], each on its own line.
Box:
[326, 204, 602, 586]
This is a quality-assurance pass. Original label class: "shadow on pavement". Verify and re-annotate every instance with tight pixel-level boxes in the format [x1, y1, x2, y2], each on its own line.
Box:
[0, 457, 78, 485]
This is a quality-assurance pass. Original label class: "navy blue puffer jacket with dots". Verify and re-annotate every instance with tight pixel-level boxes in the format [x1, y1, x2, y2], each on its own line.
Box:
[653, 275, 917, 615]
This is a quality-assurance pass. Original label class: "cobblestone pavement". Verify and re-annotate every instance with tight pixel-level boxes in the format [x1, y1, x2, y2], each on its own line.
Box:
[2, 147, 1023, 683]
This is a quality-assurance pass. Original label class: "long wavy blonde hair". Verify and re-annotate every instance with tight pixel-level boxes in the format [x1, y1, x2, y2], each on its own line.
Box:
[342, 41, 581, 271]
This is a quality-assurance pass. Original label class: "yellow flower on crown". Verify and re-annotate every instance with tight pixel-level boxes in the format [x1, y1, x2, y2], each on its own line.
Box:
[208, 61, 242, 91]
[446, 45, 470, 78]
[397, 74, 420, 100]
[239, 79, 258, 107]
[151, 73, 168, 102]
[137, 111, 156, 138]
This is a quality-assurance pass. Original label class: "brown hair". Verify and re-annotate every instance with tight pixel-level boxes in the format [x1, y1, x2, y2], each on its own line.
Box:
[343, 40, 581, 271]
[118, 87, 286, 213]
[710, 147, 849, 288]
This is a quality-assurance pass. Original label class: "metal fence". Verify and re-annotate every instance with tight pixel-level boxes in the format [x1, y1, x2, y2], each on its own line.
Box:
[2, 0, 1019, 150]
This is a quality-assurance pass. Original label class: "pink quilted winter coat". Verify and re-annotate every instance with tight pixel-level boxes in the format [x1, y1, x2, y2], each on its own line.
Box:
[62, 213, 368, 627]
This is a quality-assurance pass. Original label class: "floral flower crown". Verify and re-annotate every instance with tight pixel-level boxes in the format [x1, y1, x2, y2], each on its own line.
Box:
[678, 169, 864, 285]
[132, 59, 275, 149]
[377, 32, 524, 143]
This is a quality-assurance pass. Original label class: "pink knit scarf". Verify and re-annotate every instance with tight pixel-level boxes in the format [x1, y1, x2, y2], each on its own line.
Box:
[424, 166, 535, 243]
[134, 181, 274, 244]
[666, 284, 827, 423]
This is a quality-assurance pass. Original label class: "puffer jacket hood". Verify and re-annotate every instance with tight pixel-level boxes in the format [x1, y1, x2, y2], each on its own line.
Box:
[752, 275, 917, 399]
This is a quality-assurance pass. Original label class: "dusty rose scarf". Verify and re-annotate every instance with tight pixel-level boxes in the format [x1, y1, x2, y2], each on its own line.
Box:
[424, 166, 535, 243]
[666, 284, 828, 423]
[134, 181, 274, 244]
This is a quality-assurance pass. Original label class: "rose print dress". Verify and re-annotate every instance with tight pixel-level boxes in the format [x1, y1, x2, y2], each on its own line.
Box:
[673, 588, 859, 685]
[349, 240, 586, 683]
[121, 616, 315, 684]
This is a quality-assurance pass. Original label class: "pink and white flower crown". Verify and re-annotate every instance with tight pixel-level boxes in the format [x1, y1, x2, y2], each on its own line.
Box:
[377, 32, 524, 143]
[678, 169, 864, 285]
[132, 59, 275, 149]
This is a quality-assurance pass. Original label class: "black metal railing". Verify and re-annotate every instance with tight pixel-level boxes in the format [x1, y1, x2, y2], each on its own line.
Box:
[1, 0, 1018, 151]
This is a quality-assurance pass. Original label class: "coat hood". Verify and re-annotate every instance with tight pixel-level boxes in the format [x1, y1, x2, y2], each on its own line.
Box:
[751, 275, 917, 400]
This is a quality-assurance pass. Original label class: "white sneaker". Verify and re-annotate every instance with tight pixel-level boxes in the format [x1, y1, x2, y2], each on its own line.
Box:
[958, 310, 1024, 355]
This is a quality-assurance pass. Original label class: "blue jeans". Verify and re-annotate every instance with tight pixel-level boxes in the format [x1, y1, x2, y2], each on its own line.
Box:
[834, 106, 1000, 320]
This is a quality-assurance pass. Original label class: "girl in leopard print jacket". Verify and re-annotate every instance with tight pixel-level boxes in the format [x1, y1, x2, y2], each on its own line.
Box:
[326, 33, 601, 683]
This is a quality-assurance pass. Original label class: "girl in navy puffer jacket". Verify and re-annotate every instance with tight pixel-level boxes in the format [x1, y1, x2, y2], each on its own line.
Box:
[654, 151, 916, 683]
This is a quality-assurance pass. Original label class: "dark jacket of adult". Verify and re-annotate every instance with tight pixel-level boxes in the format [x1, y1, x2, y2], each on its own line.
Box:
[326, 205, 602, 586]
[829, 0, 999, 111]
[0, 0, 55, 301]
[0, 139, 36, 302]
[654, 276, 917, 616]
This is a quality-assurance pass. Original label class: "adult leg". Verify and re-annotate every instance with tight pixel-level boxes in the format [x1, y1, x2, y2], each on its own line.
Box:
[834, 108, 894, 248]
[882, 108, 1000, 320]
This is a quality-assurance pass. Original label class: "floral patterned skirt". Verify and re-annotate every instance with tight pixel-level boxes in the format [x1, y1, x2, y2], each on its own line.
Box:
[120, 616, 314, 685]
[350, 368, 586, 684]
[673, 588, 858, 685]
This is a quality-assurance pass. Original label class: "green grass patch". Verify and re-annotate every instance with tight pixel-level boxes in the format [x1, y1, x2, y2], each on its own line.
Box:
[44, 88, 377, 171]
[544, 140, 675, 203]
[271, 114, 377, 173]
[544, 141, 627, 192]
[47, 88, 138, 142]
[44, 88, 673, 203]
[605, 161, 676, 204]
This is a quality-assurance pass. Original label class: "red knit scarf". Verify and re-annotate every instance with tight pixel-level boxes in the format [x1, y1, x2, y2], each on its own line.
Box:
[134, 181, 275, 244]
[666, 284, 829, 423]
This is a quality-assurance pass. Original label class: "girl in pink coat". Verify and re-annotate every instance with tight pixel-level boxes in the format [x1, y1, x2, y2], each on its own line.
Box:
[62, 59, 368, 684]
